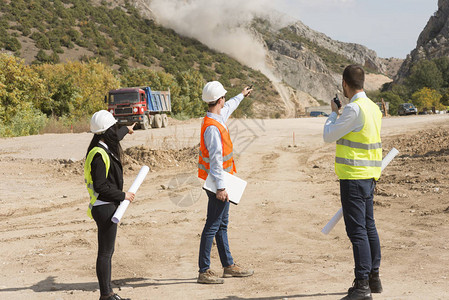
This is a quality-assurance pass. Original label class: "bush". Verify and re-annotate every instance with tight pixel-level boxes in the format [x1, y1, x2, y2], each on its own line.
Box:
[0, 53, 50, 134]
[33, 50, 60, 64]
[41, 115, 90, 134]
[31, 32, 51, 50]
[4, 36, 22, 52]
[172, 111, 192, 121]
[0, 104, 47, 137]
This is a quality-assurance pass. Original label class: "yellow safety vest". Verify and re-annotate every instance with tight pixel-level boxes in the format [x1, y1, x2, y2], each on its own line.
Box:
[335, 97, 382, 180]
[84, 147, 110, 219]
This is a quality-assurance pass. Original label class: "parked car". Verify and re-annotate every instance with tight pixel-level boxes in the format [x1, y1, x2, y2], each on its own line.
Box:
[310, 111, 329, 117]
[398, 103, 418, 115]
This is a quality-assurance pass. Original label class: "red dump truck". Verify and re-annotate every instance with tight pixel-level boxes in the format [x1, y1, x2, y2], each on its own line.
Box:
[107, 87, 171, 129]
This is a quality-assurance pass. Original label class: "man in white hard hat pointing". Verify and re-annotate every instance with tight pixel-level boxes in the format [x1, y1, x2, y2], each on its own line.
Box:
[197, 81, 253, 284]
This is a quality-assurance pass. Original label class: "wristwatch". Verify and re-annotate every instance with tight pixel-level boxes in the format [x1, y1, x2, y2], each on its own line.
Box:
[217, 188, 226, 191]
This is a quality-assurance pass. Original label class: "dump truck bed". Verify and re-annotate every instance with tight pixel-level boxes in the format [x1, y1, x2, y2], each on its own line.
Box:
[144, 87, 171, 112]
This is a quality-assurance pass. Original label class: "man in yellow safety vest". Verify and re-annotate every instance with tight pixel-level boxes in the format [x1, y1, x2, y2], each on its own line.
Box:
[323, 65, 383, 300]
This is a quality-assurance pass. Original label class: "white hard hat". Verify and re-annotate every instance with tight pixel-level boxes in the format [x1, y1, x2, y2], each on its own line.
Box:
[90, 110, 117, 134]
[202, 81, 227, 103]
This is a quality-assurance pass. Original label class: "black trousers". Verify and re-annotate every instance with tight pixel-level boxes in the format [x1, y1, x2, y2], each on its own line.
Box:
[91, 203, 118, 296]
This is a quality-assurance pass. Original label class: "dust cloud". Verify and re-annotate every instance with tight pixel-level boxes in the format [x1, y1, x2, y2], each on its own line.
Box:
[148, 0, 290, 78]
[148, 0, 295, 112]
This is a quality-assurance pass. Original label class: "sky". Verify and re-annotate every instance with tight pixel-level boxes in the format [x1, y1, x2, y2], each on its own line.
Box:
[276, 0, 438, 59]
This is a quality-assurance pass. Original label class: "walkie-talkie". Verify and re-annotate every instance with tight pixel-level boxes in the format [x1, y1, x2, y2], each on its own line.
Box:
[333, 94, 341, 109]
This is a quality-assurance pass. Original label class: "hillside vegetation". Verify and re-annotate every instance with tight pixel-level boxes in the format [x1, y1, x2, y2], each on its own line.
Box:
[371, 57, 449, 115]
[0, 0, 279, 136]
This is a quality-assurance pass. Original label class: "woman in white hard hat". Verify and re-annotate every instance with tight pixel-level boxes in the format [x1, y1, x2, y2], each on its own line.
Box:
[84, 110, 135, 300]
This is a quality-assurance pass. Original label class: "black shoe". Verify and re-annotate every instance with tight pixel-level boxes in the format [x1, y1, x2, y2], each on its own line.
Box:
[369, 271, 383, 293]
[113, 294, 130, 300]
[99, 293, 131, 300]
[342, 279, 372, 300]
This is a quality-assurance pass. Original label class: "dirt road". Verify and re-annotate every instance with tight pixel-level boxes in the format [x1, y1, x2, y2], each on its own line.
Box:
[1, 114, 448, 300]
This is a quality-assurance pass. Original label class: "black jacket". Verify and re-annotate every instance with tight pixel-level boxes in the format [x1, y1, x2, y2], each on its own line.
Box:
[90, 126, 129, 204]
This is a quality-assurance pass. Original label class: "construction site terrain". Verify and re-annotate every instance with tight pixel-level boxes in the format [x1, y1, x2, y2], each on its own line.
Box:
[1, 115, 448, 300]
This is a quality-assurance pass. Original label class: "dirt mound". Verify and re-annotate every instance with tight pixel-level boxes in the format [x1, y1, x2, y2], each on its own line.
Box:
[378, 125, 449, 215]
[57, 144, 198, 176]
[382, 126, 449, 158]
[123, 145, 198, 172]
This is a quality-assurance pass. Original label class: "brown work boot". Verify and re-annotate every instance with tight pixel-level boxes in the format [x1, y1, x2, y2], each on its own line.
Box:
[197, 269, 224, 284]
[223, 264, 254, 278]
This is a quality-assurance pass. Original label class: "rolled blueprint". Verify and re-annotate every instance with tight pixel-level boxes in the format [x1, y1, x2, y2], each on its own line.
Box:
[321, 148, 399, 235]
[111, 166, 149, 224]
[381, 147, 399, 170]
[321, 207, 344, 235]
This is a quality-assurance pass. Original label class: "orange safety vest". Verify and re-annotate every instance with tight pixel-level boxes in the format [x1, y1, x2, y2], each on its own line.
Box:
[198, 116, 236, 180]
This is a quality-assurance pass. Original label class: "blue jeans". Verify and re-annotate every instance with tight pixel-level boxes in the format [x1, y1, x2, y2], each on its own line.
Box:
[340, 179, 381, 280]
[198, 190, 234, 273]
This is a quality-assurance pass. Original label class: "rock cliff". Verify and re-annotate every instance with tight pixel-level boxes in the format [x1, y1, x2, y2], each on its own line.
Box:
[285, 22, 385, 73]
[258, 20, 387, 105]
[396, 0, 447, 81]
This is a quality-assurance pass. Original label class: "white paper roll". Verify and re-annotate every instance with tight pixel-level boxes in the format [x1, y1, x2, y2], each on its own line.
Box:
[112, 166, 149, 224]
[111, 200, 130, 224]
[381, 147, 399, 171]
[321, 208, 343, 235]
[321, 148, 399, 235]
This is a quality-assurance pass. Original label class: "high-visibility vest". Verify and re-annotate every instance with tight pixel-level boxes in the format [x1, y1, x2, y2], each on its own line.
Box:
[84, 147, 110, 219]
[335, 97, 382, 180]
[198, 116, 236, 180]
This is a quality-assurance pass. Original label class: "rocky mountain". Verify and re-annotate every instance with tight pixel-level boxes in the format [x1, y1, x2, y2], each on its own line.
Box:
[256, 20, 387, 110]
[380, 57, 404, 78]
[278, 21, 385, 73]
[395, 0, 446, 81]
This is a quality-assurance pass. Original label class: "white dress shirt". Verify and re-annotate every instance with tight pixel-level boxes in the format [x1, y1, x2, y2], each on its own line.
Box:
[204, 94, 244, 189]
[323, 92, 367, 143]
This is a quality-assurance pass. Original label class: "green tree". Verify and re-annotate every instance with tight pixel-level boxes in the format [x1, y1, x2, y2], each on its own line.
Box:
[34, 60, 120, 120]
[379, 91, 403, 115]
[174, 70, 206, 117]
[121, 69, 163, 89]
[440, 88, 449, 107]
[411, 87, 443, 112]
[33, 67, 82, 118]
[434, 56, 449, 88]
[406, 60, 443, 92]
